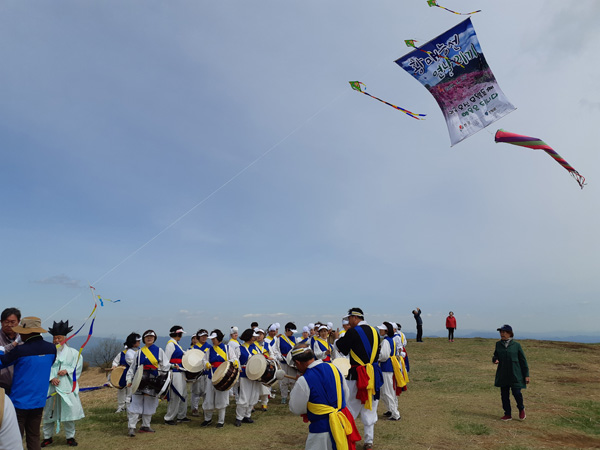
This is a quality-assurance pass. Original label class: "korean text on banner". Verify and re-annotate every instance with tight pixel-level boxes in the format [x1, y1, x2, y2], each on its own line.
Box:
[395, 18, 515, 146]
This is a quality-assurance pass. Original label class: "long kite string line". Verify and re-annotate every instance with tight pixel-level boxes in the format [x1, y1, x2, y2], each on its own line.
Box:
[494, 129, 586, 189]
[43, 81, 361, 324]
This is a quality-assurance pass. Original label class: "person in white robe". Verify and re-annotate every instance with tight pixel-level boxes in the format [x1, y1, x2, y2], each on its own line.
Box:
[42, 321, 84, 448]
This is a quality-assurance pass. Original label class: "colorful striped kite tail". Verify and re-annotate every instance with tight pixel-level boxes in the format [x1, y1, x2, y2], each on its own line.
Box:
[495, 129, 586, 189]
[437, 5, 481, 15]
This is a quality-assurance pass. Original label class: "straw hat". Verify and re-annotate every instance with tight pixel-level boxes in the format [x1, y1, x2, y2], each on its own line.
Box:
[12, 317, 47, 334]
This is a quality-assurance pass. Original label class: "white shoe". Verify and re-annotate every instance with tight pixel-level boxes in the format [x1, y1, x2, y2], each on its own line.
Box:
[115, 407, 125, 413]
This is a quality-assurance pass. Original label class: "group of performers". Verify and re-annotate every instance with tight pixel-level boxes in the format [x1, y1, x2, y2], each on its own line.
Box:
[109, 307, 409, 450]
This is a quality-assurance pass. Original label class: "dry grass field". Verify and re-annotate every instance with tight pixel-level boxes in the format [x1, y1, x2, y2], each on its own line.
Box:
[65, 338, 600, 450]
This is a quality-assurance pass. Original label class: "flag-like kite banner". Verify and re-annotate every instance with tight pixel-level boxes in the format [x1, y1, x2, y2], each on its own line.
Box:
[396, 18, 515, 145]
[495, 129, 586, 189]
[349, 81, 426, 120]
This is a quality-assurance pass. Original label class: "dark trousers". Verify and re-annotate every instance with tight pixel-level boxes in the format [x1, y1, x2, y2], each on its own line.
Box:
[416, 325, 423, 342]
[500, 386, 524, 416]
[448, 328, 455, 340]
[16, 407, 44, 450]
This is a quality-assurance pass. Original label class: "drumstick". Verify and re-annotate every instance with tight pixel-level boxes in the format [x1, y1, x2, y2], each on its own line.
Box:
[283, 374, 298, 380]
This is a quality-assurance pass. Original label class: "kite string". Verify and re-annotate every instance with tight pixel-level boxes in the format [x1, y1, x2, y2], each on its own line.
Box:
[44, 80, 365, 323]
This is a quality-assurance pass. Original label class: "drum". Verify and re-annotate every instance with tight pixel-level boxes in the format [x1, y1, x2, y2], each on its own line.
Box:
[212, 361, 239, 391]
[185, 370, 203, 381]
[134, 369, 172, 397]
[130, 365, 144, 393]
[182, 349, 206, 381]
[246, 355, 282, 386]
[332, 358, 351, 378]
[108, 366, 126, 389]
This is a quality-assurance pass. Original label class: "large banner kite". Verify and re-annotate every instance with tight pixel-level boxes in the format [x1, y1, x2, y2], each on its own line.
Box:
[396, 18, 515, 146]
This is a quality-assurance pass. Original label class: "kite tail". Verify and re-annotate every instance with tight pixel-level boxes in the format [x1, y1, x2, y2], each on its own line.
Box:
[436, 5, 481, 15]
[363, 92, 426, 120]
[542, 149, 586, 189]
[495, 129, 586, 189]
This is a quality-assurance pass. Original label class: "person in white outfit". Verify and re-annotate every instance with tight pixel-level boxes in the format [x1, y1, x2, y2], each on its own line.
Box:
[201, 329, 238, 428]
[111, 333, 140, 413]
[126, 330, 169, 437]
[164, 326, 190, 425]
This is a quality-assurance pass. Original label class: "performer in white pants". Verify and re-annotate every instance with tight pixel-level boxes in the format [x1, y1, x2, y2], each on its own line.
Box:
[334, 308, 382, 450]
[235, 329, 261, 426]
[377, 323, 401, 421]
[201, 329, 238, 428]
[190, 329, 210, 416]
[272, 322, 298, 404]
[164, 326, 190, 425]
[126, 330, 169, 437]
[111, 333, 140, 413]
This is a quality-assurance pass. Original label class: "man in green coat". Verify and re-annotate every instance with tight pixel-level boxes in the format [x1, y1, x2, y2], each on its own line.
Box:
[492, 324, 529, 421]
[42, 321, 84, 447]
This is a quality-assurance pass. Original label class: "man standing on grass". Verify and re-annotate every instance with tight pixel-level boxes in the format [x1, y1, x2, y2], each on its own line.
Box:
[0, 316, 56, 450]
[289, 344, 361, 450]
[334, 308, 382, 450]
[412, 308, 423, 342]
[42, 320, 85, 447]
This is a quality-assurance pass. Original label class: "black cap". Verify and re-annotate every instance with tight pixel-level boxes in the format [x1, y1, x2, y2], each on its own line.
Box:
[497, 324, 513, 333]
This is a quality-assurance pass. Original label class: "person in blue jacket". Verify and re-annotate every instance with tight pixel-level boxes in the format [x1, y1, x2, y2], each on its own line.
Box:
[0, 316, 56, 450]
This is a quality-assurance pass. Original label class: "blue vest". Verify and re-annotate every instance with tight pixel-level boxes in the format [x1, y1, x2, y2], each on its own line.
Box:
[239, 343, 259, 378]
[118, 350, 129, 386]
[207, 343, 227, 380]
[168, 340, 184, 372]
[303, 362, 346, 434]
[379, 337, 396, 372]
[140, 344, 161, 376]
[278, 335, 296, 357]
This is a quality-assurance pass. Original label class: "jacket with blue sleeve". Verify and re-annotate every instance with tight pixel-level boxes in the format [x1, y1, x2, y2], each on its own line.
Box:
[0, 335, 57, 410]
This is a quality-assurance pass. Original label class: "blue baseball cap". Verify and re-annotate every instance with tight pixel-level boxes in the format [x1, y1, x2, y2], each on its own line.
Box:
[497, 324, 513, 333]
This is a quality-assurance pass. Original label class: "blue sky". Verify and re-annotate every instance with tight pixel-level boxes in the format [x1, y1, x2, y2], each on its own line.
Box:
[1, 0, 599, 339]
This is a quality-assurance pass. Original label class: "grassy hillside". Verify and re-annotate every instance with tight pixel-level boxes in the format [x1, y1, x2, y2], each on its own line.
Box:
[72, 338, 600, 449]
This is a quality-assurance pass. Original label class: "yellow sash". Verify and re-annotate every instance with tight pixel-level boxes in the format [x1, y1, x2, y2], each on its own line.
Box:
[348, 326, 378, 410]
[244, 343, 258, 355]
[141, 346, 159, 368]
[314, 337, 330, 352]
[280, 334, 295, 348]
[307, 363, 353, 450]
[213, 344, 228, 361]
[256, 343, 269, 356]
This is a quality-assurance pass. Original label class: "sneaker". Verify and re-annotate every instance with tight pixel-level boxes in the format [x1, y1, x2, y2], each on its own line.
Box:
[115, 407, 125, 413]
[519, 409, 526, 420]
[363, 444, 373, 450]
[200, 420, 212, 427]
[177, 417, 191, 423]
[261, 405, 268, 412]
[242, 417, 254, 424]
[139, 427, 155, 433]
[281, 398, 287, 405]
[128, 428, 136, 437]
[500, 415, 512, 421]
[66, 438, 78, 447]
[383, 411, 392, 417]
[216, 423, 224, 429]
[388, 415, 401, 421]
[41, 438, 53, 448]
[191, 409, 200, 417]
[234, 419, 242, 427]
[164, 420, 177, 425]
